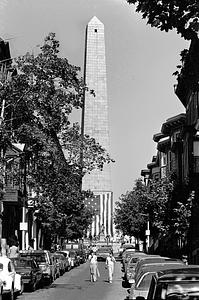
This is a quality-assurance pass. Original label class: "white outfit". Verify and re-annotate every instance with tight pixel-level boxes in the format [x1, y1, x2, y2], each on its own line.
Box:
[88, 254, 98, 282]
[106, 255, 116, 283]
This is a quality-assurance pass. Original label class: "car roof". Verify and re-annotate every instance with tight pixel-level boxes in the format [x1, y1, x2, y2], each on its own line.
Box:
[140, 258, 183, 266]
[124, 248, 137, 252]
[138, 255, 163, 260]
[137, 263, 186, 281]
[156, 266, 199, 281]
[140, 262, 184, 272]
[129, 252, 147, 258]
[122, 244, 135, 250]
[137, 257, 174, 265]
[12, 257, 34, 261]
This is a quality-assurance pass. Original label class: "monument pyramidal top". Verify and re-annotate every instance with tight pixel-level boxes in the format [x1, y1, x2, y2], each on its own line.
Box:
[88, 16, 103, 25]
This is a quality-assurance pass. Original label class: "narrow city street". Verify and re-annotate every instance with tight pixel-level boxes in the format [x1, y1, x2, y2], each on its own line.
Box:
[17, 261, 127, 300]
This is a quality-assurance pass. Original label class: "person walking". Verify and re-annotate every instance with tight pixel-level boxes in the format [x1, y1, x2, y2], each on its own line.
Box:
[88, 250, 98, 282]
[105, 252, 116, 283]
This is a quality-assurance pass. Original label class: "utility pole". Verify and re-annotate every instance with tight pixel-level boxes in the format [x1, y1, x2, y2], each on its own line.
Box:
[140, 213, 150, 252]
[146, 219, 150, 252]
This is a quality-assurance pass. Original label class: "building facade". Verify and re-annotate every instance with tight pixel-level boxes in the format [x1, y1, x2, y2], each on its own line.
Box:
[82, 16, 113, 240]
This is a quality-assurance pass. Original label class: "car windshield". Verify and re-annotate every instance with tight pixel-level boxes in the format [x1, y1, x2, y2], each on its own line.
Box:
[156, 281, 199, 300]
[21, 253, 46, 263]
[13, 260, 32, 268]
[137, 273, 155, 290]
[97, 248, 110, 252]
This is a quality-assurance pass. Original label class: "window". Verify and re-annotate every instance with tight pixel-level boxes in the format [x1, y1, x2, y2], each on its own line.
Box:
[94, 29, 97, 33]
[8, 262, 12, 272]
[138, 273, 154, 289]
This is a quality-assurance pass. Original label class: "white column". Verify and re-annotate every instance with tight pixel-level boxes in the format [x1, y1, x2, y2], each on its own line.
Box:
[25, 231, 29, 250]
[91, 218, 95, 237]
[103, 194, 107, 236]
[100, 194, 103, 231]
[96, 214, 99, 236]
[107, 192, 111, 236]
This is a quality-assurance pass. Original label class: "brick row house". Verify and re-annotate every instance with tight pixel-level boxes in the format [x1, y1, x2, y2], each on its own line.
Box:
[0, 39, 41, 251]
[141, 37, 199, 262]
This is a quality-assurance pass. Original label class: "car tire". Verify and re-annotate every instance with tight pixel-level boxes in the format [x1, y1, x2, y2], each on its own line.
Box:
[50, 275, 53, 284]
[31, 280, 37, 292]
[19, 280, 24, 295]
[9, 286, 15, 300]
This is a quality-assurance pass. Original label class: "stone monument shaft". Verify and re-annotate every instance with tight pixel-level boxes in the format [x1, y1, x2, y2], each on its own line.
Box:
[82, 16, 113, 238]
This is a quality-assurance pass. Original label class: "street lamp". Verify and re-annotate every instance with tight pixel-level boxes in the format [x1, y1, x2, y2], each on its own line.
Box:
[140, 213, 150, 253]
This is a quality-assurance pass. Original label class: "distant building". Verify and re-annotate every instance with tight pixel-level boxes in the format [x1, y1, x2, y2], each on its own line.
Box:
[82, 16, 113, 240]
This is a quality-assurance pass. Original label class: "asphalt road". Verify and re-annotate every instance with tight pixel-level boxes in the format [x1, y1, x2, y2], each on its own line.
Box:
[17, 260, 127, 300]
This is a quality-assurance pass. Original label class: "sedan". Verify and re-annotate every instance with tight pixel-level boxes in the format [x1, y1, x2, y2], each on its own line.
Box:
[69, 250, 80, 267]
[56, 250, 71, 271]
[11, 257, 42, 291]
[54, 253, 66, 275]
[125, 253, 147, 285]
[147, 266, 199, 300]
[128, 262, 186, 300]
[96, 247, 111, 261]
[0, 256, 23, 299]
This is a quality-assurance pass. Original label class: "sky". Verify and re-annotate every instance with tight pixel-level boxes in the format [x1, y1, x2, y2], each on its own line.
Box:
[1, 0, 189, 203]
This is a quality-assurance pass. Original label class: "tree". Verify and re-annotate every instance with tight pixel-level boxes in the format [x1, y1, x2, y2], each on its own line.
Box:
[114, 179, 148, 240]
[126, 0, 199, 40]
[115, 175, 194, 254]
[0, 33, 113, 243]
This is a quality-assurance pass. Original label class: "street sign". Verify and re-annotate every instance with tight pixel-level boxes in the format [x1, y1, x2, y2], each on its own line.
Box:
[20, 222, 28, 231]
[145, 229, 150, 236]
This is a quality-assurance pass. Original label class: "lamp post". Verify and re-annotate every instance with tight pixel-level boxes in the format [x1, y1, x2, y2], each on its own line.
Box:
[140, 213, 150, 252]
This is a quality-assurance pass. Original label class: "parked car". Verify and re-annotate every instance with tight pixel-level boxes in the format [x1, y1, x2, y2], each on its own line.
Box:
[54, 252, 66, 275]
[125, 252, 147, 285]
[120, 244, 136, 256]
[0, 256, 23, 299]
[11, 256, 42, 291]
[69, 250, 80, 267]
[147, 266, 199, 300]
[128, 262, 186, 300]
[99, 244, 113, 254]
[96, 247, 112, 261]
[123, 251, 146, 273]
[51, 254, 60, 279]
[56, 250, 71, 271]
[134, 256, 172, 281]
[75, 249, 86, 264]
[20, 250, 56, 284]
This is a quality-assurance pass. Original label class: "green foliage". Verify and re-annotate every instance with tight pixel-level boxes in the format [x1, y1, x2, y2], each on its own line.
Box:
[0, 33, 113, 241]
[114, 179, 148, 239]
[127, 0, 199, 40]
[173, 191, 193, 237]
[115, 176, 193, 241]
